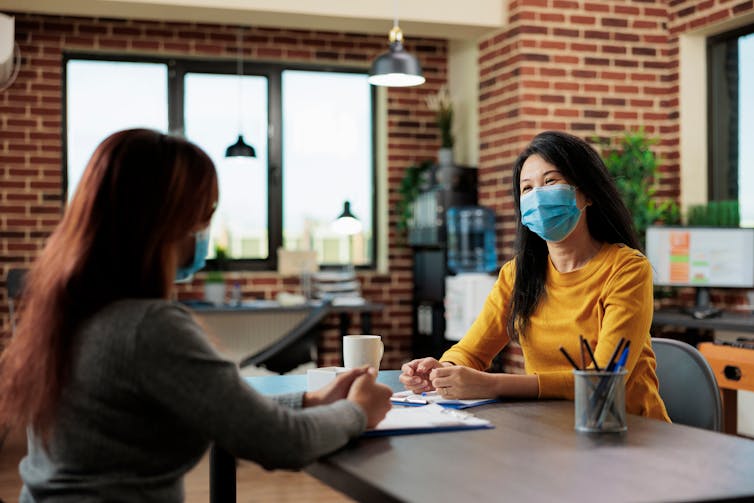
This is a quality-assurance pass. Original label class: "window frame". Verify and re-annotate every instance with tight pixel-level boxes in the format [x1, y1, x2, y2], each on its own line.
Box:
[706, 23, 754, 202]
[62, 52, 378, 271]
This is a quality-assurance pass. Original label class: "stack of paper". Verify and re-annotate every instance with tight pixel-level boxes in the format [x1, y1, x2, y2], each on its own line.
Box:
[364, 404, 493, 437]
[390, 390, 498, 409]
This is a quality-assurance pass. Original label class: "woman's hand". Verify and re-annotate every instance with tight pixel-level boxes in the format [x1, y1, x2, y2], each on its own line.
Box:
[347, 368, 393, 428]
[399, 357, 447, 393]
[303, 367, 369, 407]
[429, 366, 498, 399]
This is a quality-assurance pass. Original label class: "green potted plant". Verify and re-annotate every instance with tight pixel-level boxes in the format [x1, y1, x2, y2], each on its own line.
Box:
[425, 84, 454, 166]
[204, 245, 227, 305]
[598, 130, 680, 248]
[396, 159, 433, 241]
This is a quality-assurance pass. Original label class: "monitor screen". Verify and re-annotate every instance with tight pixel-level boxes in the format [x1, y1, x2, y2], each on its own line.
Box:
[645, 226, 754, 288]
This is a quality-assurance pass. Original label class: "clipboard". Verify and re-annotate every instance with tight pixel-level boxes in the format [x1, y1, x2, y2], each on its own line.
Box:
[390, 390, 499, 409]
[363, 404, 494, 437]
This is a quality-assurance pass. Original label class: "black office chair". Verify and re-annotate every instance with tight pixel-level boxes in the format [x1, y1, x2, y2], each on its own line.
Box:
[653, 337, 723, 431]
[6, 268, 28, 336]
[238, 299, 332, 374]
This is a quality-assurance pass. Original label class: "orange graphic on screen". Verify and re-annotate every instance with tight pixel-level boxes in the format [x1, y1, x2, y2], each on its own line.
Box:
[669, 231, 690, 283]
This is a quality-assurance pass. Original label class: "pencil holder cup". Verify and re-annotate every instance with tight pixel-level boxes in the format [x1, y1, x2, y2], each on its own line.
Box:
[574, 369, 627, 433]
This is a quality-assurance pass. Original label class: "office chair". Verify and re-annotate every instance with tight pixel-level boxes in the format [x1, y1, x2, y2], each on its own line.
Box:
[652, 337, 723, 431]
[6, 268, 27, 336]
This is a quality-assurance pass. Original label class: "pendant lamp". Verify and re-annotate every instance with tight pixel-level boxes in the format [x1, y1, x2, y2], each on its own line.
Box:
[367, 3, 425, 87]
[225, 26, 256, 159]
[332, 201, 363, 236]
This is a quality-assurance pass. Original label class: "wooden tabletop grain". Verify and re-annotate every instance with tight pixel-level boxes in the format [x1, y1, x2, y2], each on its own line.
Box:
[307, 399, 754, 503]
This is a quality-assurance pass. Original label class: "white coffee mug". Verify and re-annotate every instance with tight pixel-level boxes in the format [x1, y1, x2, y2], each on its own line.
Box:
[343, 335, 384, 370]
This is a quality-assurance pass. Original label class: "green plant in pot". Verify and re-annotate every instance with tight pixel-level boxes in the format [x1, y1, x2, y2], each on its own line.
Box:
[204, 245, 227, 305]
[396, 159, 433, 241]
[598, 130, 680, 249]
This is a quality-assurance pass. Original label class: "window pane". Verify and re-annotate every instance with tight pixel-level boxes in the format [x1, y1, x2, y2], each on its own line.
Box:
[739, 32, 754, 226]
[184, 73, 269, 260]
[66, 60, 168, 200]
[282, 70, 373, 266]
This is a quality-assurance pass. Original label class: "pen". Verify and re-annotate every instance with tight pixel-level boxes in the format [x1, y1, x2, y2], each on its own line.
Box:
[581, 336, 601, 371]
[559, 346, 581, 371]
[614, 342, 630, 371]
[594, 342, 631, 428]
[579, 335, 587, 370]
[605, 337, 626, 372]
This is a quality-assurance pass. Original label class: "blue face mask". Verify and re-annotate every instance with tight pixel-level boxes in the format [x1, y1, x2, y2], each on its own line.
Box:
[175, 228, 210, 282]
[520, 184, 582, 242]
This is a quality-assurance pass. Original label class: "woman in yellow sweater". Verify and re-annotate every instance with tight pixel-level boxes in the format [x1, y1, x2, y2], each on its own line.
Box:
[400, 131, 669, 421]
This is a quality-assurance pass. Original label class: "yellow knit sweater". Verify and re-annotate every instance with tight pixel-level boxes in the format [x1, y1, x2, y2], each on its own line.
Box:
[442, 243, 670, 421]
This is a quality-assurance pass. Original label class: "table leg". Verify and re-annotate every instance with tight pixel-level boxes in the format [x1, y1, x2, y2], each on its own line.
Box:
[210, 445, 236, 503]
[722, 388, 738, 435]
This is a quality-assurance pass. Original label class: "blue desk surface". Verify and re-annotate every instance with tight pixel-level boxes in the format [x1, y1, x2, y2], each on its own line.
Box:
[245, 370, 402, 395]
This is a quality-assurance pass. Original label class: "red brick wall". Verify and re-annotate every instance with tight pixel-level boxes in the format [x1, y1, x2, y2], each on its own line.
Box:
[3, 2, 754, 370]
[478, 0, 754, 260]
[476, 0, 754, 369]
[0, 12, 449, 369]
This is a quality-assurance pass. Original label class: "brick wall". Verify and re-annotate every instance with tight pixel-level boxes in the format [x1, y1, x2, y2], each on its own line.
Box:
[476, 0, 754, 369]
[3, 1, 754, 371]
[0, 12, 449, 369]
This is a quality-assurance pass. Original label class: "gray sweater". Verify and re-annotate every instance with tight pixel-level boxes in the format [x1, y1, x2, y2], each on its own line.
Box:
[19, 299, 366, 502]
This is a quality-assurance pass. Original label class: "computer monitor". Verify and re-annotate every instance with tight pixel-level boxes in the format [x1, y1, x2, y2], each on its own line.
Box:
[645, 226, 754, 317]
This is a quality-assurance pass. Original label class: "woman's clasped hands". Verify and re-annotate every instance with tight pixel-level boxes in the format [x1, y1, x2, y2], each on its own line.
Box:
[399, 358, 497, 399]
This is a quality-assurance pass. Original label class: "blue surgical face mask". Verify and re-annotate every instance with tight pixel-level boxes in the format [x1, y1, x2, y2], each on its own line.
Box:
[175, 228, 210, 282]
[520, 184, 582, 242]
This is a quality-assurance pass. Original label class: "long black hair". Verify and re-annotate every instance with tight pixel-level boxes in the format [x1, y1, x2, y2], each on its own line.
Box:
[507, 131, 640, 342]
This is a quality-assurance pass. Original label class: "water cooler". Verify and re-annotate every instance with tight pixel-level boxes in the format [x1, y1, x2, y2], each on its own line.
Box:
[408, 165, 498, 359]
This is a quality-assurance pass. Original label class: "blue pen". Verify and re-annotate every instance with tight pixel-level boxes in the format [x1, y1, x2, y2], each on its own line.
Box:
[594, 343, 630, 427]
[614, 343, 630, 371]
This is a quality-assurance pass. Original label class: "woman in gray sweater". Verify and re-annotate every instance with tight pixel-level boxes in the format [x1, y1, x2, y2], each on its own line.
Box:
[0, 128, 392, 502]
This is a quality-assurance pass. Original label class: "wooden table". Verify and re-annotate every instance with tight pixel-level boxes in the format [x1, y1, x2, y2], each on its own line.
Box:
[308, 399, 754, 503]
[211, 371, 754, 503]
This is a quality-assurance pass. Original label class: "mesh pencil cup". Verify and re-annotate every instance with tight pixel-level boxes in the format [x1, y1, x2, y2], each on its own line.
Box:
[573, 369, 627, 433]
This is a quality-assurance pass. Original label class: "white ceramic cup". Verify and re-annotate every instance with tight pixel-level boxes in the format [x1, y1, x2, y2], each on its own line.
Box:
[343, 335, 384, 370]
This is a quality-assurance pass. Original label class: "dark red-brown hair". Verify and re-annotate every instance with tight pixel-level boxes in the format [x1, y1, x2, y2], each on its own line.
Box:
[0, 128, 218, 438]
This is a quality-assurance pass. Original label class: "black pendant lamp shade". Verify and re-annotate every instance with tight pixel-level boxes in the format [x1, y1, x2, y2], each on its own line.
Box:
[225, 26, 257, 160]
[225, 134, 256, 158]
[368, 26, 425, 87]
[332, 201, 363, 235]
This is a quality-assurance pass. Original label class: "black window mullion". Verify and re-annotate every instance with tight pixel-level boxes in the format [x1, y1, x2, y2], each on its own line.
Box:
[267, 70, 283, 270]
[168, 59, 184, 136]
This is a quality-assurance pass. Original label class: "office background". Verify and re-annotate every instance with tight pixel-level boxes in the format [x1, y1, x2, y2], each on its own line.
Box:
[1, 1, 753, 376]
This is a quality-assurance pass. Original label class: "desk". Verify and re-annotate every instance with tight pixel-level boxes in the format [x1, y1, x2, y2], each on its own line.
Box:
[189, 301, 383, 366]
[210, 371, 754, 503]
[653, 308, 754, 333]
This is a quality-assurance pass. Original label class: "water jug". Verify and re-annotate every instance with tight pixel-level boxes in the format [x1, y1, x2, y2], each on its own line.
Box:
[446, 206, 498, 273]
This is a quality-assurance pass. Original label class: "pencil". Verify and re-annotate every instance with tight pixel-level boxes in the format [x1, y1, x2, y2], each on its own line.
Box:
[559, 346, 581, 371]
[579, 335, 587, 370]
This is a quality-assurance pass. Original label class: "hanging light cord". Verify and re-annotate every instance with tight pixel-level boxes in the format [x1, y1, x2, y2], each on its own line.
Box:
[236, 26, 243, 134]
[392, 0, 398, 29]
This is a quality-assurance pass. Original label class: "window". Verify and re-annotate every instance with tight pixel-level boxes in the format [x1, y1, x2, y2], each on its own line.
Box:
[708, 25, 754, 226]
[64, 55, 376, 269]
[65, 59, 168, 201]
[282, 70, 373, 266]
